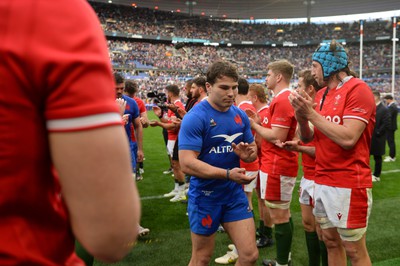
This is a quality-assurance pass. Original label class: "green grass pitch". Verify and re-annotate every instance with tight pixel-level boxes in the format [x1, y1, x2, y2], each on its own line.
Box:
[95, 113, 400, 266]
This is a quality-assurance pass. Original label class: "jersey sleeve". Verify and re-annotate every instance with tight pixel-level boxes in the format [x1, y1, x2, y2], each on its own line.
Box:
[178, 112, 204, 152]
[135, 98, 147, 114]
[271, 93, 295, 128]
[343, 82, 375, 124]
[125, 96, 140, 119]
[27, 0, 121, 132]
[176, 100, 185, 110]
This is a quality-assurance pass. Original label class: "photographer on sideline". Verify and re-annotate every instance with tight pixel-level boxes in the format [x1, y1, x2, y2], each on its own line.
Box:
[151, 85, 187, 202]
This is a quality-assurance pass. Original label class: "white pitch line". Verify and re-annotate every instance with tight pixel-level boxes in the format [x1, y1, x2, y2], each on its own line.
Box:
[141, 195, 166, 200]
[382, 169, 400, 174]
[141, 168, 400, 200]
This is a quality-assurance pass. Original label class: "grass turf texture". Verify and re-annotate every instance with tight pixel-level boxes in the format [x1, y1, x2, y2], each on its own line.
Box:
[95, 114, 400, 266]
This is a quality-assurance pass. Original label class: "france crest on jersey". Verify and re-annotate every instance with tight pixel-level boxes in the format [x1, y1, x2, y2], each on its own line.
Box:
[179, 100, 254, 203]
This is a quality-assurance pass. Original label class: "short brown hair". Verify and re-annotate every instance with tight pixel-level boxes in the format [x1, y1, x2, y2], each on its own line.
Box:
[298, 70, 321, 91]
[192, 76, 206, 90]
[267, 60, 294, 82]
[165, 84, 180, 97]
[206, 61, 238, 85]
[125, 80, 139, 96]
[249, 83, 268, 103]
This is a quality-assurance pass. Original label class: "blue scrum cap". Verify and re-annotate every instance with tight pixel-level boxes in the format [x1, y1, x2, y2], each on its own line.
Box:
[312, 42, 348, 79]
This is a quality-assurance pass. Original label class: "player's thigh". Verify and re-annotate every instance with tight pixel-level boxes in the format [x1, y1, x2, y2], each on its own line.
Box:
[190, 232, 216, 259]
[223, 218, 257, 257]
[300, 203, 316, 231]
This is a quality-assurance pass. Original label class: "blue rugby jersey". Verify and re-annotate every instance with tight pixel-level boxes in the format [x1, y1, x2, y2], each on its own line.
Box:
[121, 94, 139, 143]
[179, 100, 254, 204]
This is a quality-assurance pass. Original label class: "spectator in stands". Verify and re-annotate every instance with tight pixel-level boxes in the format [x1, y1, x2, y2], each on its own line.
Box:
[383, 94, 398, 162]
[0, 0, 140, 264]
[92, 2, 391, 43]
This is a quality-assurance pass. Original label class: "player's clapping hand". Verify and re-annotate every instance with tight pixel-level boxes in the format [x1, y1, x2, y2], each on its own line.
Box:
[172, 118, 182, 128]
[244, 109, 260, 127]
[149, 120, 160, 127]
[166, 103, 178, 112]
[228, 168, 256, 185]
[122, 114, 130, 125]
[152, 106, 162, 117]
[276, 140, 301, 152]
[115, 98, 127, 116]
[137, 150, 144, 163]
[176, 108, 187, 118]
[232, 142, 257, 162]
[289, 90, 316, 121]
[139, 116, 147, 126]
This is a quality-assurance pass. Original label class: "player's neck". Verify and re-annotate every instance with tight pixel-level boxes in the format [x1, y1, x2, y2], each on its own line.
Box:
[170, 96, 180, 103]
[235, 95, 248, 105]
[207, 98, 230, 113]
[327, 72, 350, 90]
[273, 83, 289, 95]
[256, 103, 268, 111]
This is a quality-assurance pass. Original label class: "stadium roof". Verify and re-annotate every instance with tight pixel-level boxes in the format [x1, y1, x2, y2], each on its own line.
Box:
[95, 0, 400, 20]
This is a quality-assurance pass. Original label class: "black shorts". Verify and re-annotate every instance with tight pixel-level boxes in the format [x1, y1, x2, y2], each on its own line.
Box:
[162, 128, 168, 146]
[172, 137, 179, 161]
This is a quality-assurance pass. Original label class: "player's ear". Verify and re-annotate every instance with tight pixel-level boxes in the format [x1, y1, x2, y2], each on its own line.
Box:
[205, 82, 212, 93]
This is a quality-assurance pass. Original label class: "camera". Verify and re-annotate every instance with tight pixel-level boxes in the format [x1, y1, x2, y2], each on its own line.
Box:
[147, 90, 168, 112]
[156, 103, 168, 109]
[147, 91, 167, 104]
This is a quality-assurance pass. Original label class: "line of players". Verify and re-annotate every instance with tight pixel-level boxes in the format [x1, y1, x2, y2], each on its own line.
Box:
[115, 41, 375, 266]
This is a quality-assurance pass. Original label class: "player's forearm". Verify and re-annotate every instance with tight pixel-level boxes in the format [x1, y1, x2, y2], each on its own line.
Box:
[296, 120, 314, 143]
[252, 123, 276, 143]
[179, 153, 227, 180]
[136, 129, 143, 151]
[140, 113, 149, 128]
[159, 122, 176, 130]
[297, 145, 315, 157]
[308, 110, 364, 150]
[159, 117, 168, 123]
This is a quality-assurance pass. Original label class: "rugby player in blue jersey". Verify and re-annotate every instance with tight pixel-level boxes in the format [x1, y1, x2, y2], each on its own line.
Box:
[179, 61, 258, 266]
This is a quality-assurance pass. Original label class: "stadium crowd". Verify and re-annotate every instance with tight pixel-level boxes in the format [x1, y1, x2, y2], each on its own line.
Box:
[91, 1, 393, 42]
[97, 1, 399, 102]
[108, 40, 395, 73]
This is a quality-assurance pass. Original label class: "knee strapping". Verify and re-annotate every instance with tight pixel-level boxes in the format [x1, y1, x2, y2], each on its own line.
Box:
[337, 227, 366, 242]
[315, 216, 334, 229]
[265, 200, 290, 209]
